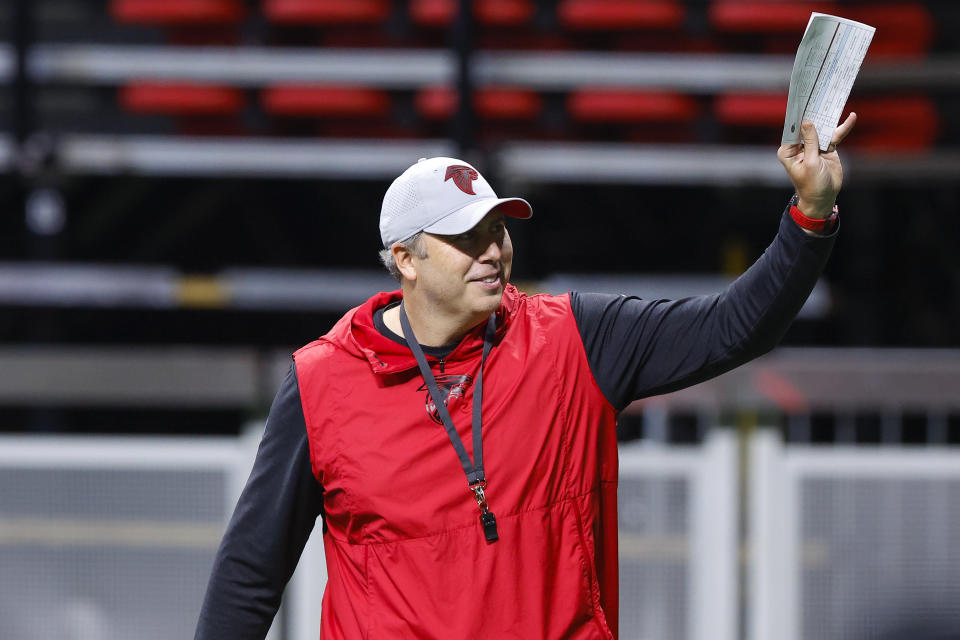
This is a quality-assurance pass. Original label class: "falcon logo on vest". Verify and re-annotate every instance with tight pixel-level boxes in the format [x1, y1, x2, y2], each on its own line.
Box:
[444, 165, 479, 195]
[419, 374, 472, 424]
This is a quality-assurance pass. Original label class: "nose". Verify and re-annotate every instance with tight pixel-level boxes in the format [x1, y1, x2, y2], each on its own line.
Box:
[478, 236, 502, 263]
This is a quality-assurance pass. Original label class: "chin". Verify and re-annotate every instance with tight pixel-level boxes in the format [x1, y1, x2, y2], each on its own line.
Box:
[472, 289, 504, 313]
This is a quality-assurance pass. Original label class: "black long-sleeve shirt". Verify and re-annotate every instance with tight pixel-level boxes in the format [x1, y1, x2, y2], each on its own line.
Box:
[195, 210, 836, 639]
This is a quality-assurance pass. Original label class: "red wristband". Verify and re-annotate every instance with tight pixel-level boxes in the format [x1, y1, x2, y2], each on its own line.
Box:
[789, 202, 838, 232]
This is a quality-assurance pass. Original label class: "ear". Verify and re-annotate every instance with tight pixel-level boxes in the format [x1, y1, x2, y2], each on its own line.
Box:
[392, 242, 419, 282]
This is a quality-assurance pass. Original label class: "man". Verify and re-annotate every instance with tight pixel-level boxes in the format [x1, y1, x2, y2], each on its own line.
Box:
[195, 115, 855, 639]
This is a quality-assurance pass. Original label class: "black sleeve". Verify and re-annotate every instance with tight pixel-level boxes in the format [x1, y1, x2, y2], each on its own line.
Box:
[195, 364, 324, 640]
[571, 210, 836, 411]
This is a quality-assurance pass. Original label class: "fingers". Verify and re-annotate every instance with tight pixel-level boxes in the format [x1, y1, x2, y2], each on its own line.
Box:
[782, 113, 855, 165]
[830, 111, 857, 148]
[777, 144, 793, 165]
[801, 121, 820, 164]
[777, 138, 805, 167]
[778, 142, 801, 157]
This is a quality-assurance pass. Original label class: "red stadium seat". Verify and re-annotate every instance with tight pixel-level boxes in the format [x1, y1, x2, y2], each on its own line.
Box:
[848, 4, 933, 58]
[716, 92, 940, 151]
[410, 0, 535, 27]
[111, 0, 245, 24]
[558, 0, 685, 31]
[715, 92, 787, 127]
[709, 1, 840, 34]
[846, 96, 939, 150]
[416, 87, 542, 120]
[568, 89, 700, 123]
[263, 0, 391, 25]
[711, 2, 934, 57]
[120, 83, 245, 115]
[261, 86, 392, 117]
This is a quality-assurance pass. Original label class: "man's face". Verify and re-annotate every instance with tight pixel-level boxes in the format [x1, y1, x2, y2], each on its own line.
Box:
[412, 210, 513, 322]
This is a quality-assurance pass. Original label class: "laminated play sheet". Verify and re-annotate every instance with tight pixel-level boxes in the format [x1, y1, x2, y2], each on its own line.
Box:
[782, 13, 875, 151]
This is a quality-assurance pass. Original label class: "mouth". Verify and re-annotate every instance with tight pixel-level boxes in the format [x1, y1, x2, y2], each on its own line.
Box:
[471, 272, 503, 289]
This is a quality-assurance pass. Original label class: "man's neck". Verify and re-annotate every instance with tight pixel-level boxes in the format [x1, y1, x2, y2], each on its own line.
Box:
[382, 299, 487, 347]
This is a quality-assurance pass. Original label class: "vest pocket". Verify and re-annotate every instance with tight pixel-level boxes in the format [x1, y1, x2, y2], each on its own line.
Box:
[362, 499, 607, 639]
[571, 495, 615, 639]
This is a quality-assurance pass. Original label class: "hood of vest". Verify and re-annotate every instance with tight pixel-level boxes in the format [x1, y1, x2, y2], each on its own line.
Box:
[320, 285, 521, 375]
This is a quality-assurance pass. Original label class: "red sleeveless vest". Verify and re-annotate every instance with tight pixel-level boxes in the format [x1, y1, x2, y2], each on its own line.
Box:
[294, 285, 620, 639]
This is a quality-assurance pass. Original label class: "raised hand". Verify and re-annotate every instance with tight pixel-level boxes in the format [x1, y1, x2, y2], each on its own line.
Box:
[777, 112, 857, 218]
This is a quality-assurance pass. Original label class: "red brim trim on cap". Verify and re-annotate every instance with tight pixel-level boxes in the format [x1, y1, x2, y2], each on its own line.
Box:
[423, 197, 532, 236]
[496, 198, 534, 220]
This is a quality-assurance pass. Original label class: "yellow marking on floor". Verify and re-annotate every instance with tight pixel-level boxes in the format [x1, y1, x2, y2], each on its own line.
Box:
[176, 275, 229, 308]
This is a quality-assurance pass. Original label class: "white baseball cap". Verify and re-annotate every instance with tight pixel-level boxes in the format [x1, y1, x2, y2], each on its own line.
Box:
[379, 157, 532, 248]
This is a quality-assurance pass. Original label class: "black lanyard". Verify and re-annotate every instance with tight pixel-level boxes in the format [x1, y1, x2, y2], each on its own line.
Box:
[399, 302, 499, 542]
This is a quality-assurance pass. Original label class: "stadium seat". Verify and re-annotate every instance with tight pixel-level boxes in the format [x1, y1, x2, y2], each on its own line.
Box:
[262, 0, 391, 25]
[711, 2, 933, 57]
[708, 1, 840, 33]
[715, 92, 787, 127]
[846, 96, 939, 150]
[716, 92, 940, 150]
[415, 87, 542, 120]
[261, 85, 392, 117]
[119, 83, 245, 115]
[568, 89, 699, 123]
[409, 0, 535, 28]
[110, 0, 245, 24]
[558, 0, 685, 31]
[848, 3, 933, 58]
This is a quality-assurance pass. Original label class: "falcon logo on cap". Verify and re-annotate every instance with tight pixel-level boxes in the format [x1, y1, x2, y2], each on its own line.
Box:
[444, 165, 479, 196]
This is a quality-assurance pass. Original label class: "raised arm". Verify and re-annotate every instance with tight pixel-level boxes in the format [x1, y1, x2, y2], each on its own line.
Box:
[195, 365, 324, 640]
[571, 116, 856, 411]
[572, 210, 834, 409]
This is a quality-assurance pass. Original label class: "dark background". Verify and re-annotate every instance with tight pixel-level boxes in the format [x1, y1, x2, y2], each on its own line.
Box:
[2, 0, 958, 434]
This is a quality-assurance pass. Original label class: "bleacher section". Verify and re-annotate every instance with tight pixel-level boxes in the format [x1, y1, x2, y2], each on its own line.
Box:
[1, 1, 958, 375]
[0, 0, 946, 154]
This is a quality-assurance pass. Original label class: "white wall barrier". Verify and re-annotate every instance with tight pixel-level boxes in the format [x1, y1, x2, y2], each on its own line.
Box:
[0, 429, 735, 640]
[0, 430, 284, 640]
[750, 430, 960, 640]
[616, 430, 738, 640]
[5, 428, 959, 640]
